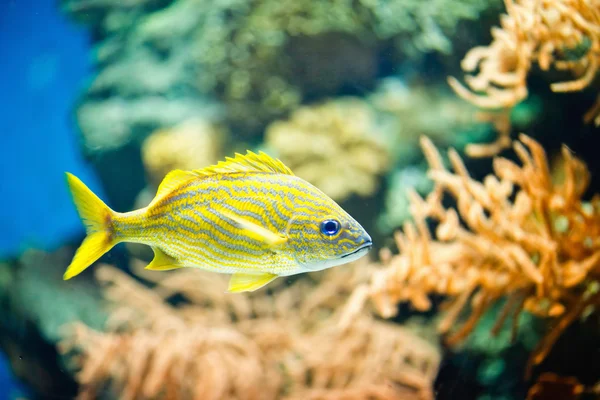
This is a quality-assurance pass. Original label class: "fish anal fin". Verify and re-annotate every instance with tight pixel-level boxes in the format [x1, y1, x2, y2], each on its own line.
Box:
[222, 211, 287, 247]
[227, 272, 278, 293]
[193, 151, 294, 176]
[149, 170, 198, 207]
[145, 247, 182, 271]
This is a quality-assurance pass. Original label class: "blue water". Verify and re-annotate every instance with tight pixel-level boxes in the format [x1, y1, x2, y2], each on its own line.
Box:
[0, 353, 28, 400]
[0, 0, 104, 257]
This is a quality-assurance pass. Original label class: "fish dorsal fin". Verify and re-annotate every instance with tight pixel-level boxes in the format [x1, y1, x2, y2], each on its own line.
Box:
[149, 170, 198, 207]
[192, 151, 294, 177]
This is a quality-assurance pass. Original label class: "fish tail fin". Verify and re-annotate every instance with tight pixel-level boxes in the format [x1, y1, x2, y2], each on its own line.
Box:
[64, 172, 118, 280]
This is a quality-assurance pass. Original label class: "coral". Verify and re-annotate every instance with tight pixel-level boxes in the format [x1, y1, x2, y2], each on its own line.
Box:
[62, 0, 497, 137]
[59, 260, 441, 400]
[356, 134, 600, 375]
[76, 98, 218, 153]
[141, 118, 226, 187]
[264, 98, 390, 202]
[60, 0, 222, 155]
[448, 0, 600, 156]
[367, 78, 497, 233]
[527, 373, 600, 399]
[192, 0, 496, 129]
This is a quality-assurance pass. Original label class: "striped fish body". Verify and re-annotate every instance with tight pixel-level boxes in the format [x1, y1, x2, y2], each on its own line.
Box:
[120, 172, 314, 276]
[64, 151, 372, 292]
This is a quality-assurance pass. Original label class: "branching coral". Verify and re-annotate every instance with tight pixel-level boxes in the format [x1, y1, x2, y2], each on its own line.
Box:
[527, 372, 600, 399]
[141, 118, 226, 187]
[448, 0, 600, 156]
[359, 134, 600, 375]
[264, 98, 391, 202]
[368, 78, 495, 233]
[59, 260, 440, 400]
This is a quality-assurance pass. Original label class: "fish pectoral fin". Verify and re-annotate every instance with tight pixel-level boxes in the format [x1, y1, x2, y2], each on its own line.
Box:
[227, 272, 278, 293]
[223, 211, 287, 247]
[145, 247, 182, 271]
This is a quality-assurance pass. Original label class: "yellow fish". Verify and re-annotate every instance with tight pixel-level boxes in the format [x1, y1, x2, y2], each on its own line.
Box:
[64, 151, 372, 292]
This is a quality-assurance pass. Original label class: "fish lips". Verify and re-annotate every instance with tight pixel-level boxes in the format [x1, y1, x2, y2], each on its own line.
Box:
[341, 240, 373, 259]
[300, 240, 373, 272]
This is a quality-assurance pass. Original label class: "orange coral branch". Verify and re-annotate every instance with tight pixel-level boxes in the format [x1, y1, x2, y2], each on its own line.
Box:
[60, 261, 441, 400]
[449, 0, 600, 156]
[367, 134, 600, 374]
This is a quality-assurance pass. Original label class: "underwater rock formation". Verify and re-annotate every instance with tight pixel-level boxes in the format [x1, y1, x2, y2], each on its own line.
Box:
[59, 260, 441, 400]
[377, 166, 432, 234]
[61, 0, 222, 154]
[356, 134, 600, 377]
[189, 0, 497, 130]
[369, 78, 489, 163]
[62, 0, 499, 139]
[448, 0, 600, 156]
[264, 98, 390, 202]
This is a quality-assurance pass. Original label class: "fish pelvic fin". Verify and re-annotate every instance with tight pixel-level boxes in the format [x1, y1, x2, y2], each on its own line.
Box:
[227, 272, 279, 293]
[145, 247, 182, 271]
[64, 173, 118, 280]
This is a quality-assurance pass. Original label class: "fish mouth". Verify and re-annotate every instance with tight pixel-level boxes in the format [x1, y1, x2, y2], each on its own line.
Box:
[341, 241, 373, 258]
[300, 240, 373, 272]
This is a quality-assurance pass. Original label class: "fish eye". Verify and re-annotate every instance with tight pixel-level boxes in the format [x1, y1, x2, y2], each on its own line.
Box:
[320, 219, 341, 236]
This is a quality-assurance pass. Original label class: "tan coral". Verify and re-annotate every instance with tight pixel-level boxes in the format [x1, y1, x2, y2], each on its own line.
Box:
[359, 134, 600, 376]
[141, 118, 226, 187]
[448, 0, 600, 156]
[59, 260, 440, 400]
[265, 98, 390, 201]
